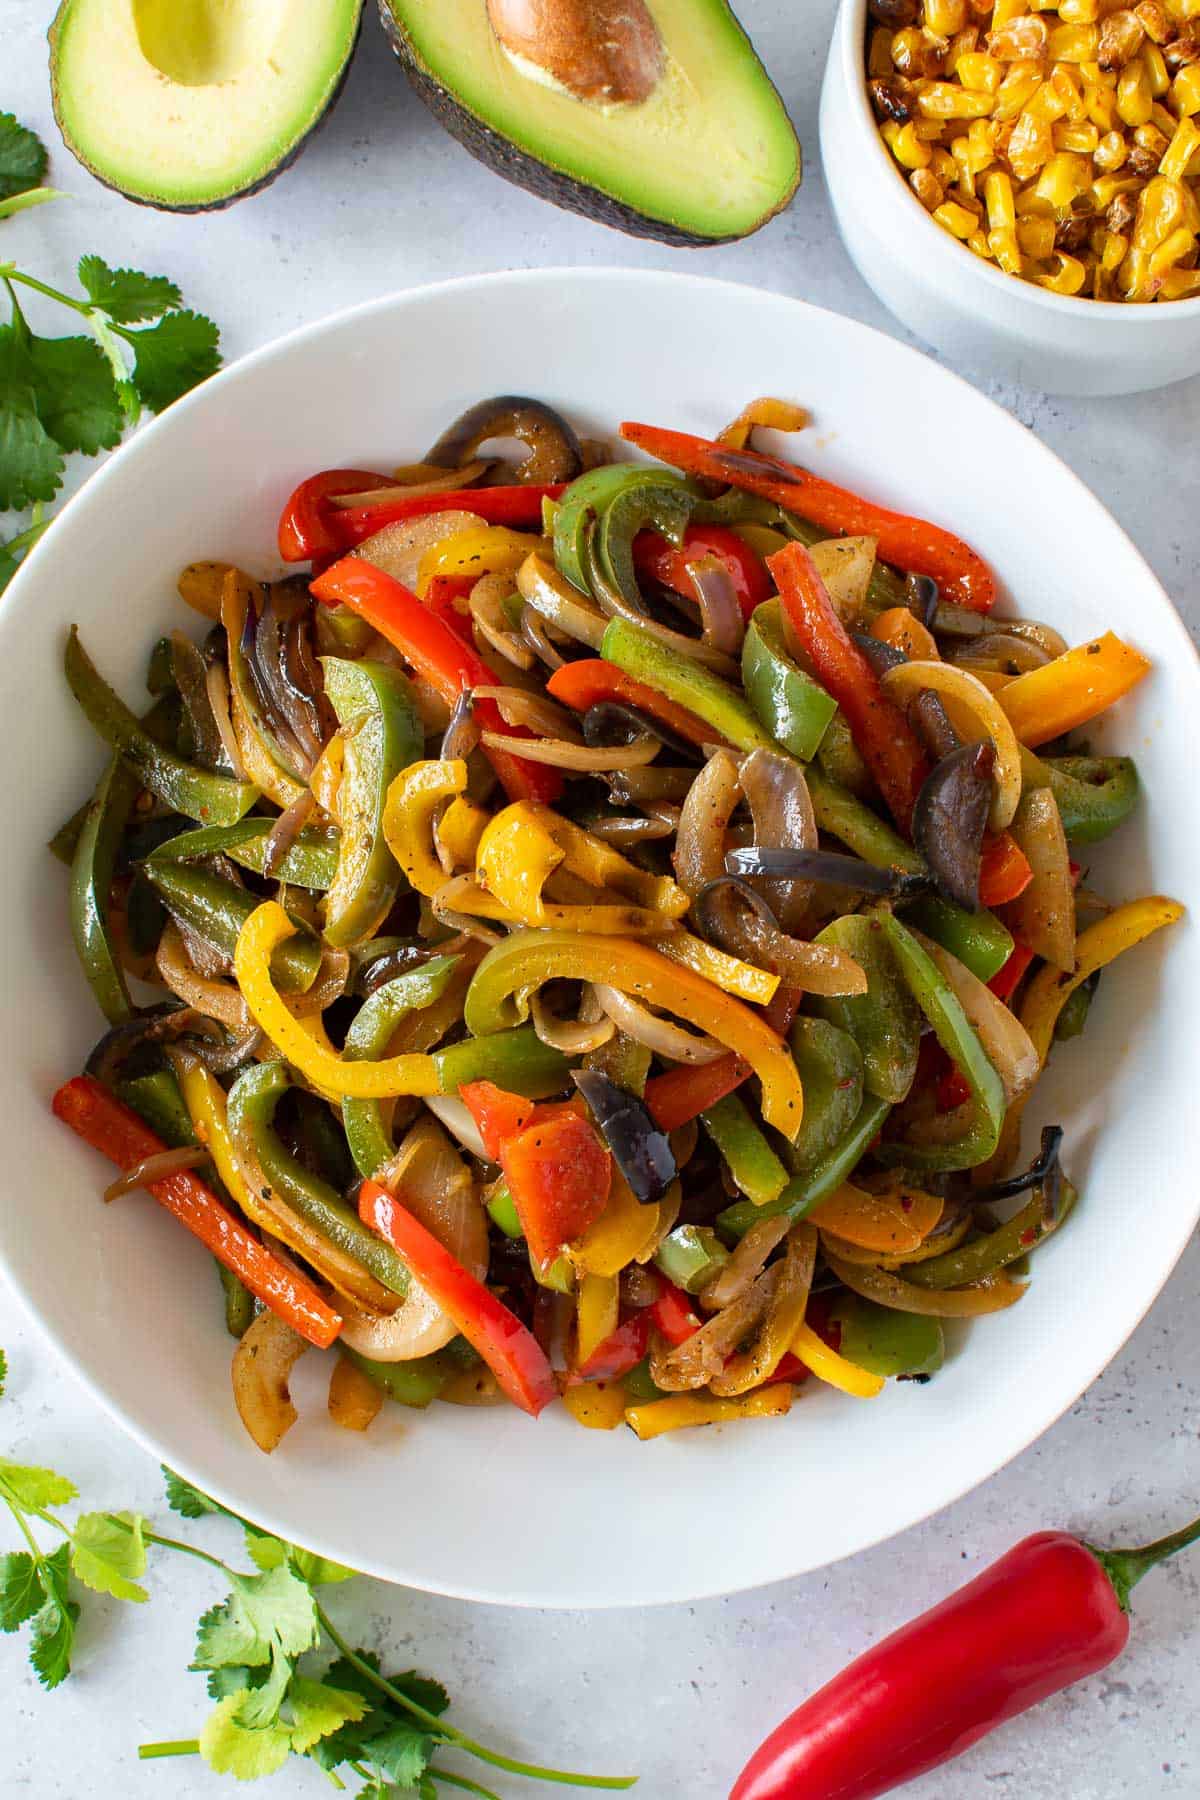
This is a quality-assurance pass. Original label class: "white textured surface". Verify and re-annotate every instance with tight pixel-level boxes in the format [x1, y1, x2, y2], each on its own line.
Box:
[2, 3, 1198, 1796]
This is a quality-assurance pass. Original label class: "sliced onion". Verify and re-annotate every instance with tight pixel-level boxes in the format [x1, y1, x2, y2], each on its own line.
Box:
[688, 555, 745, 657]
[699, 1215, 790, 1311]
[353, 509, 484, 590]
[739, 748, 818, 932]
[474, 685, 581, 739]
[103, 1145, 208, 1203]
[583, 701, 698, 761]
[328, 1354, 384, 1432]
[531, 990, 615, 1055]
[430, 875, 505, 945]
[516, 553, 607, 651]
[593, 983, 725, 1065]
[880, 660, 1022, 833]
[469, 573, 536, 671]
[725, 846, 926, 898]
[204, 659, 247, 781]
[912, 741, 995, 915]
[694, 878, 868, 998]
[478, 729, 658, 771]
[582, 812, 675, 845]
[951, 633, 1051, 676]
[286, 947, 350, 1017]
[329, 461, 491, 506]
[651, 1265, 779, 1391]
[674, 748, 740, 896]
[1004, 787, 1076, 972]
[810, 536, 878, 623]
[178, 916, 231, 981]
[585, 522, 740, 679]
[423, 1094, 489, 1161]
[232, 1309, 308, 1454]
[157, 923, 252, 1032]
[610, 766, 695, 804]
[261, 789, 316, 880]
[718, 396, 808, 450]
[520, 607, 568, 671]
[440, 688, 480, 762]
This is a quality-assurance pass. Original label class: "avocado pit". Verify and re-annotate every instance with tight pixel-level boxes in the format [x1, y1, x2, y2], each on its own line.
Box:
[485, 0, 664, 104]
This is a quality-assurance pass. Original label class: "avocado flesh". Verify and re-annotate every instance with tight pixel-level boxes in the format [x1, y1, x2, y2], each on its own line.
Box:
[381, 0, 800, 245]
[49, 0, 363, 211]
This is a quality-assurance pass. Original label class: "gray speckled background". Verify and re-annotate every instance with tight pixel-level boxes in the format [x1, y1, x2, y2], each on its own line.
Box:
[3, 3, 1198, 1795]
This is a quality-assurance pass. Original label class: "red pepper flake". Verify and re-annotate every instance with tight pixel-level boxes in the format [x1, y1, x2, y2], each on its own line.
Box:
[1020, 1227, 1038, 1246]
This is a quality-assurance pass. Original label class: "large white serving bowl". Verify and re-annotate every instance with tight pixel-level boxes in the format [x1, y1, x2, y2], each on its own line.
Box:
[820, 0, 1200, 396]
[1, 270, 1195, 1607]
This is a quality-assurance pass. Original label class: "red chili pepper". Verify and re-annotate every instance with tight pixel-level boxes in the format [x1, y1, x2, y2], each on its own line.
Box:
[314, 481, 566, 557]
[460, 1080, 535, 1162]
[731, 1515, 1200, 1800]
[277, 469, 389, 564]
[648, 1282, 702, 1346]
[979, 832, 1034, 907]
[620, 421, 996, 612]
[643, 1053, 752, 1135]
[988, 939, 1035, 1004]
[546, 658, 728, 751]
[569, 1311, 652, 1385]
[633, 522, 773, 622]
[359, 1179, 557, 1416]
[310, 557, 561, 805]
[52, 1076, 342, 1350]
[499, 1106, 613, 1272]
[769, 541, 930, 836]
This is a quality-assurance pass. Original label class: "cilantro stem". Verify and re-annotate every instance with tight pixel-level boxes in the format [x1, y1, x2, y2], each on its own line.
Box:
[433, 1770, 504, 1799]
[114, 1518, 231, 1576]
[0, 267, 91, 316]
[138, 1740, 200, 1761]
[316, 1607, 635, 1792]
[3, 1494, 48, 1566]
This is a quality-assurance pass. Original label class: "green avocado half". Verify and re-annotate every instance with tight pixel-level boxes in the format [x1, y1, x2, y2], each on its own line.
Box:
[379, 0, 801, 246]
[48, 0, 364, 211]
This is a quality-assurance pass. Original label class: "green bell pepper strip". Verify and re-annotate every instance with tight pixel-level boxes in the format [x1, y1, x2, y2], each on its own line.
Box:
[902, 1180, 1076, 1289]
[718, 1093, 892, 1240]
[653, 1224, 729, 1294]
[1054, 974, 1097, 1041]
[434, 1025, 571, 1100]
[787, 1017, 864, 1175]
[594, 477, 696, 610]
[877, 912, 1006, 1172]
[51, 694, 180, 867]
[824, 1294, 945, 1376]
[486, 1183, 524, 1238]
[341, 1342, 470, 1409]
[553, 464, 692, 594]
[70, 755, 139, 1024]
[227, 1061, 411, 1298]
[321, 657, 423, 949]
[581, 1029, 652, 1098]
[1020, 748, 1139, 845]
[816, 711, 877, 798]
[341, 958, 460, 1179]
[741, 600, 838, 760]
[600, 617, 774, 752]
[142, 860, 321, 993]
[900, 894, 1013, 985]
[65, 627, 258, 826]
[148, 819, 340, 890]
[700, 1093, 789, 1207]
[622, 1357, 668, 1403]
[813, 914, 921, 1105]
[145, 635, 175, 697]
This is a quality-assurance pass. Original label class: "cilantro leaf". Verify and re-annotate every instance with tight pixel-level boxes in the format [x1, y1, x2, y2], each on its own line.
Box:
[243, 1530, 286, 1573]
[0, 327, 64, 511]
[0, 1458, 78, 1512]
[27, 335, 124, 457]
[0, 113, 48, 204]
[0, 1552, 42, 1632]
[77, 256, 181, 325]
[128, 311, 220, 414]
[234, 1642, 293, 1730]
[162, 1467, 238, 1522]
[199, 1691, 293, 1781]
[244, 1528, 355, 1585]
[207, 1665, 254, 1701]
[192, 1564, 318, 1670]
[0, 1347, 7, 1398]
[28, 1545, 77, 1690]
[367, 1717, 435, 1789]
[70, 1511, 148, 1603]
[287, 1676, 370, 1755]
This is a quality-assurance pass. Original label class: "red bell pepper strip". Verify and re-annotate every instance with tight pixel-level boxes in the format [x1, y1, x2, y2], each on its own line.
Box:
[644, 1053, 752, 1134]
[424, 574, 476, 649]
[621, 421, 996, 613]
[569, 1311, 652, 1385]
[546, 658, 728, 751]
[988, 938, 1035, 1004]
[648, 1282, 702, 1346]
[937, 1066, 973, 1112]
[731, 1513, 1200, 1800]
[277, 469, 389, 564]
[359, 1179, 556, 1416]
[633, 523, 773, 622]
[52, 1076, 342, 1349]
[979, 832, 1034, 907]
[769, 541, 931, 836]
[310, 557, 561, 805]
[460, 1080, 535, 1163]
[760, 1350, 810, 1388]
[320, 482, 567, 557]
[499, 1105, 612, 1271]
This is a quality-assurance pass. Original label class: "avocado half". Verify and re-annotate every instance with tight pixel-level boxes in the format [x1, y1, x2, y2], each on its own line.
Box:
[48, 0, 364, 211]
[379, 0, 801, 246]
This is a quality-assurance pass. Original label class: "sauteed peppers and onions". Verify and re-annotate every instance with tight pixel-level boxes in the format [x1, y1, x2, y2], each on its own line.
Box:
[51, 396, 1182, 1452]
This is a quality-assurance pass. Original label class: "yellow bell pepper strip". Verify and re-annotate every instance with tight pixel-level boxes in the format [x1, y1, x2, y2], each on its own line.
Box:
[571, 1170, 662, 1277]
[382, 759, 468, 896]
[576, 1271, 620, 1364]
[436, 794, 491, 869]
[996, 632, 1153, 749]
[464, 930, 805, 1139]
[234, 900, 441, 1097]
[416, 524, 542, 595]
[561, 1381, 627, 1430]
[321, 658, 423, 948]
[790, 1321, 886, 1398]
[624, 1385, 794, 1440]
[475, 801, 690, 932]
[648, 932, 779, 1004]
[810, 1180, 943, 1254]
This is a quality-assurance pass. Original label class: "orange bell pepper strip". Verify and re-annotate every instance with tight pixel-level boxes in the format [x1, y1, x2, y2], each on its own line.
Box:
[277, 469, 389, 564]
[310, 557, 561, 805]
[996, 633, 1152, 748]
[620, 420, 996, 612]
[769, 541, 930, 835]
[979, 833, 1034, 907]
[546, 658, 730, 751]
[358, 1179, 557, 1416]
[460, 1080, 535, 1161]
[500, 1105, 613, 1271]
[643, 1052, 752, 1134]
[52, 1076, 342, 1349]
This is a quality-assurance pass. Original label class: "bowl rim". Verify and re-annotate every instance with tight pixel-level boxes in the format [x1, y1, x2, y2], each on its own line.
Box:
[837, 0, 1200, 323]
[3, 265, 1199, 1607]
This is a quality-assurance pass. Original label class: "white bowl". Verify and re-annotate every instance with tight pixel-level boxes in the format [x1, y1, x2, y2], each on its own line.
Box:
[1, 269, 1196, 1606]
[820, 0, 1200, 396]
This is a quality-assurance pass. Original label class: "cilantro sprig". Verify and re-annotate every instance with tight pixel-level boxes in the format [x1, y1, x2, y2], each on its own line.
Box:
[0, 112, 66, 221]
[1, 1367, 634, 1796]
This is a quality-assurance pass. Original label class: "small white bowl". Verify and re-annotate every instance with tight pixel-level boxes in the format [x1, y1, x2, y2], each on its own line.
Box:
[820, 0, 1200, 395]
[1, 270, 1197, 1606]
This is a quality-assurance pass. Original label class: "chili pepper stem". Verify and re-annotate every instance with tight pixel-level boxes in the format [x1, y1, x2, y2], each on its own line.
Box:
[1088, 1512, 1200, 1612]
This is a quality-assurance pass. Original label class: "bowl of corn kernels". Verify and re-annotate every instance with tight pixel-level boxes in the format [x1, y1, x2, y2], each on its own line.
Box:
[819, 0, 1200, 393]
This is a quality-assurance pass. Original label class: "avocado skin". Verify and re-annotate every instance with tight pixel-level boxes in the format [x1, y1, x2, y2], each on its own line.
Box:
[379, 0, 800, 247]
[47, 4, 362, 213]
